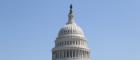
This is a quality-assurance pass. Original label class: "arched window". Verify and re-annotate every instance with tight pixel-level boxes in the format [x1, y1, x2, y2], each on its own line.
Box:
[73, 41, 75, 45]
[70, 41, 72, 45]
[67, 41, 69, 45]
[76, 41, 77, 45]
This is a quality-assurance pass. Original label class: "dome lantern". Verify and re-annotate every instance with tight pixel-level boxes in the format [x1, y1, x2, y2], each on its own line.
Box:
[58, 4, 85, 37]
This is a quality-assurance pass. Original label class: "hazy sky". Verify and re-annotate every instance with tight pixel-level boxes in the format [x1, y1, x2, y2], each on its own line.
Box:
[0, 0, 140, 60]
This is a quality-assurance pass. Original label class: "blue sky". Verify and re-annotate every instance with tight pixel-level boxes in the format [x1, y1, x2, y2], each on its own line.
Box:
[0, 0, 140, 60]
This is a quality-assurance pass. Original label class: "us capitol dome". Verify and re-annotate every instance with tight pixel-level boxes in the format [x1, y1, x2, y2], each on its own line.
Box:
[52, 4, 90, 60]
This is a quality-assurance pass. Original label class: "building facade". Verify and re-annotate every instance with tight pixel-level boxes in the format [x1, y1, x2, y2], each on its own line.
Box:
[52, 5, 90, 60]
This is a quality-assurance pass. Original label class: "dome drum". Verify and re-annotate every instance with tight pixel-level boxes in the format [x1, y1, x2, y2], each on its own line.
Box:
[55, 39, 88, 48]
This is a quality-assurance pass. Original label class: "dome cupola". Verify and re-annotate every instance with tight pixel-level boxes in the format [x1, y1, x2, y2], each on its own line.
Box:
[58, 4, 85, 37]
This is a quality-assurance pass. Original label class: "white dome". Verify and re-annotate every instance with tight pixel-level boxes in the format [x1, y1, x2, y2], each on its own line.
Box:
[52, 5, 90, 60]
[58, 23, 84, 37]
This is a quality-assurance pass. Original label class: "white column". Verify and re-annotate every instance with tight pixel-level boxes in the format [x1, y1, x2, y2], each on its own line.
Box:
[71, 50, 73, 58]
[73, 50, 75, 58]
[75, 50, 77, 57]
[81, 51, 83, 58]
[64, 50, 66, 58]
[77, 50, 79, 57]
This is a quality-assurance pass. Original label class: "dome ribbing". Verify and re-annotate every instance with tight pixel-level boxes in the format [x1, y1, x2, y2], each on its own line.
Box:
[58, 23, 84, 37]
